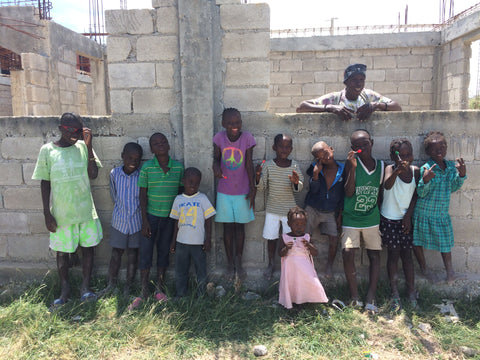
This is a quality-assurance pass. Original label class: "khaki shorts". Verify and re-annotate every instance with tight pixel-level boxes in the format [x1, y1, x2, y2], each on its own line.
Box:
[341, 226, 382, 250]
[305, 206, 338, 237]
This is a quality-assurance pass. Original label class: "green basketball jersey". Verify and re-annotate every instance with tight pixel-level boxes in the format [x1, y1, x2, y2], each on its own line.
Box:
[343, 159, 384, 228]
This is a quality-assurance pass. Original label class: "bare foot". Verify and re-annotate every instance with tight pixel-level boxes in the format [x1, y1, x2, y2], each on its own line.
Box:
[446, 272, 467, 284]
[236, 265, 247, 281]
[323, 265, 333, 280]
[263, 264, 274, 280]
[418, 269, 439, 284]
[224, 265, 235, 282]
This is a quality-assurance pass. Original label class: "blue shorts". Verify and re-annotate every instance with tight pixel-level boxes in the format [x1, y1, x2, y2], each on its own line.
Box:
[215, 193, 255, 224]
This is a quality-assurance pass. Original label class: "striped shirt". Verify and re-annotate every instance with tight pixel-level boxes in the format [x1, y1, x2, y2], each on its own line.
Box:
[256, 159, 304, 216]
[138, 156, 184, 217]
[110, 166, 141, 234]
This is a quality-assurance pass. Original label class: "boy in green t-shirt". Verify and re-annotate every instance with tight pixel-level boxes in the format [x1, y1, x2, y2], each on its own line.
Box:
[32, 113, 103, 309]
[133, 133, 184, 308]
[342, 129, 384, 313]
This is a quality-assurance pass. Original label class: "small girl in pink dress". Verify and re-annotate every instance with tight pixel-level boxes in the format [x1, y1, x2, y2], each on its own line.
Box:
[279, 206, 328, 309]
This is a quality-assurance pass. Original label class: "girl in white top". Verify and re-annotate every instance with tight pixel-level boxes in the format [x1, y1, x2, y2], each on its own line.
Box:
[380, 139, 420, 311]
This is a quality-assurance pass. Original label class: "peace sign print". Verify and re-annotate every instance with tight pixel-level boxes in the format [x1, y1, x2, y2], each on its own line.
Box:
[222, 147, 244, 170]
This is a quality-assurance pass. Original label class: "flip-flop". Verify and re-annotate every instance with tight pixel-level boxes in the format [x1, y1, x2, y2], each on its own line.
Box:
[80, 291, 98, 303]
[127, 297, 143, 311]
[49, 298, 66, 312]
[365, 302, 379, 315]
[155, 292, 168, 302]
[331, 299, 346, 311]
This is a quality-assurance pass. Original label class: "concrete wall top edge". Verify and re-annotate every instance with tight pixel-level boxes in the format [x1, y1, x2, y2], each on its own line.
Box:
[271, 32, 441, 52]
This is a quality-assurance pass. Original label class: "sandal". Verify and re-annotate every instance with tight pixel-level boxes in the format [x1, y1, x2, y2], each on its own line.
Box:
[365, 302, 379, 314]
[390, 298, 402, 313]
[350, 299, 364, 308]
[127, 297, 143, 311]
[331, 299, 346, 311]
[80, 291, 98, 303]
[48, 298, 66, 312]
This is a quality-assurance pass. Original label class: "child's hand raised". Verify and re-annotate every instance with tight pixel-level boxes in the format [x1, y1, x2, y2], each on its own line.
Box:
[395, 160, 409, 174]
[289, 170, 300, 185]
[255, 163, 263, 183]
[346, 150, 358, 168]
[456, 157, 466, 177]
[312, 160, 323, 180]
[422, 163, 437, 184]
[82, 127, 92, 148]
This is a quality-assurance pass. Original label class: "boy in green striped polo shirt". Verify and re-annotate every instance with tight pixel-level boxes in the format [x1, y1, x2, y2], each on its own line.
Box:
[135, 133, 184, 305]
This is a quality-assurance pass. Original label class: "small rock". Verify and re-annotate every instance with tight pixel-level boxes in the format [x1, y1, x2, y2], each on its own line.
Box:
[242, 291, 261, 301]
[206, 282, 215, 297]
[418, 322, 432, 333]
[253, 345, 268, 356]
[459, 346, 478, 357]
[215, 286, 226, 297]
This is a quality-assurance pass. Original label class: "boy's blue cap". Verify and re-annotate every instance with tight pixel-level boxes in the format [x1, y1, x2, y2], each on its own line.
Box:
[343, 64, 367, 84]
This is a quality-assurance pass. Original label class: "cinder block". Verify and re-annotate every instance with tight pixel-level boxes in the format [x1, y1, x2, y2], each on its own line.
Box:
[26, 70, 48, 87]
[449, 135, 475, 162]
[152, 0, 177, 7]
[220, 4, 269, 31]
[91, 164, 115, 187]
[26, 86, 49, 103]
[396, 55, 423, 69]
[225, 61, 269, 86]
[293, 51, 316, 60]
[106, 9, 154, 35]
[92, 187, 114, 211]
[155, 6, 178, 34]
[302, 83, 325, 97]
[23, 163, 37, 185]
[276, 84, 301, 97]
[28, 212, 48, 234]
[0, 236, 6, 257]
[293, 137, 314, 161]
[243, 238, 265, 264]
[110, 90, 132, 114]
[467, 247, 480, 273]
[302, 59, 327, 72]
[60, 90, 75, 105]
[451, 246, 467, 272]
[452, 218, 478, 245]
[222, 32, 270, 59]
[270, 72, 291, 84]
[22, 53, 49, 72]
[31, 103, 53, 116]
[155, 63, 175, 88]
[0, 163, 22, 185]
[385, 69, 410, 81]
[0, 212, 29, 234]
[57, 62, 75, 78]
[449, 191, 472, 218]
[216, 0, 241, 5]
[137, 36, 178, 61]
[95, 137, 135, 161]
[1, 137, 44, 160]
[366, 70, 386, 82]
[291, 72, 314, 84]
[107, 37, 133, 63]
[372, 56, 397, 69]
[4, 188, 42, 210]
[279, 59, 302, 72]
[410, 68, 433, 81]
[398, 82, 423, 93]
[312, 70, 336, 83]
[8, 235, 51, 261]
[409, 93, 432, 106]
[471, 192, 480, 217]
[270, 51, 292, 60]
[223, 88, 268, 112]
[461, 163, 479, 190]
[108, 63, 156, 89]
[252, 136, 265, 161]
[132, 88, 177, 113]
[268, 96, 292, 109]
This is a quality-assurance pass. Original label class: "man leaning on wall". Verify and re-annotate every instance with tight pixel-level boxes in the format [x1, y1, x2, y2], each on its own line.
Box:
[296, 64, 402, 121]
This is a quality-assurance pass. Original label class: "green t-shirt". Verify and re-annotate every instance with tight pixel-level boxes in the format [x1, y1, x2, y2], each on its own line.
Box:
[32, 141, 102, 226]
[138, 156, 184, 217]
[343, 159, 384, 228]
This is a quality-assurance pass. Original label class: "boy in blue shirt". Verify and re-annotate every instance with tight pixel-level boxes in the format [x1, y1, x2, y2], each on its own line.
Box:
[304, 141, 345, 279]
[100, 142, 143, 297]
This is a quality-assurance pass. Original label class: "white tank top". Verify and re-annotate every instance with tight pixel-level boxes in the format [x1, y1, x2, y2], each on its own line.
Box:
[380, 166, 416, 220]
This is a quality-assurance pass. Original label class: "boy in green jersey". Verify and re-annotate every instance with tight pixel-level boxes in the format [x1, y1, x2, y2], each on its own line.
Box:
[342, 129, 384, 313]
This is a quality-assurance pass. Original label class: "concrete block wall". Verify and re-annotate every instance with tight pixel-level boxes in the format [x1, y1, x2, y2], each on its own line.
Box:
[269, 46, 436, 114]
[220, 2, 270, 111]
[0, 78, 12, 116]
[0, 111, 479, 280]
[106, 5, 179, 116]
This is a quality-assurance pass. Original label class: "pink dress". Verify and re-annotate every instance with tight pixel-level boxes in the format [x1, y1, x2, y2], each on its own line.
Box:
[279, 233, 328, 309]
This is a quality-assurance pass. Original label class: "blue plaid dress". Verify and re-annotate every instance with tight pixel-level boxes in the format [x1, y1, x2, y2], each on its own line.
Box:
[413, 159, 466, 252]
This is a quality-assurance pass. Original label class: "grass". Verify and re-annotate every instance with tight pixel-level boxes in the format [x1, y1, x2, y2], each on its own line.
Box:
[0, 274, 479, 359]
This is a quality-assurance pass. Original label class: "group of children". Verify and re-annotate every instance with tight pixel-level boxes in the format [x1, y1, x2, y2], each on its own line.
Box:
[33, 110, 467, 312]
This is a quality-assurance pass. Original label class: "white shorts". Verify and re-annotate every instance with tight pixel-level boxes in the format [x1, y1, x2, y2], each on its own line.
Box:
[262, 212, 291, 240]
